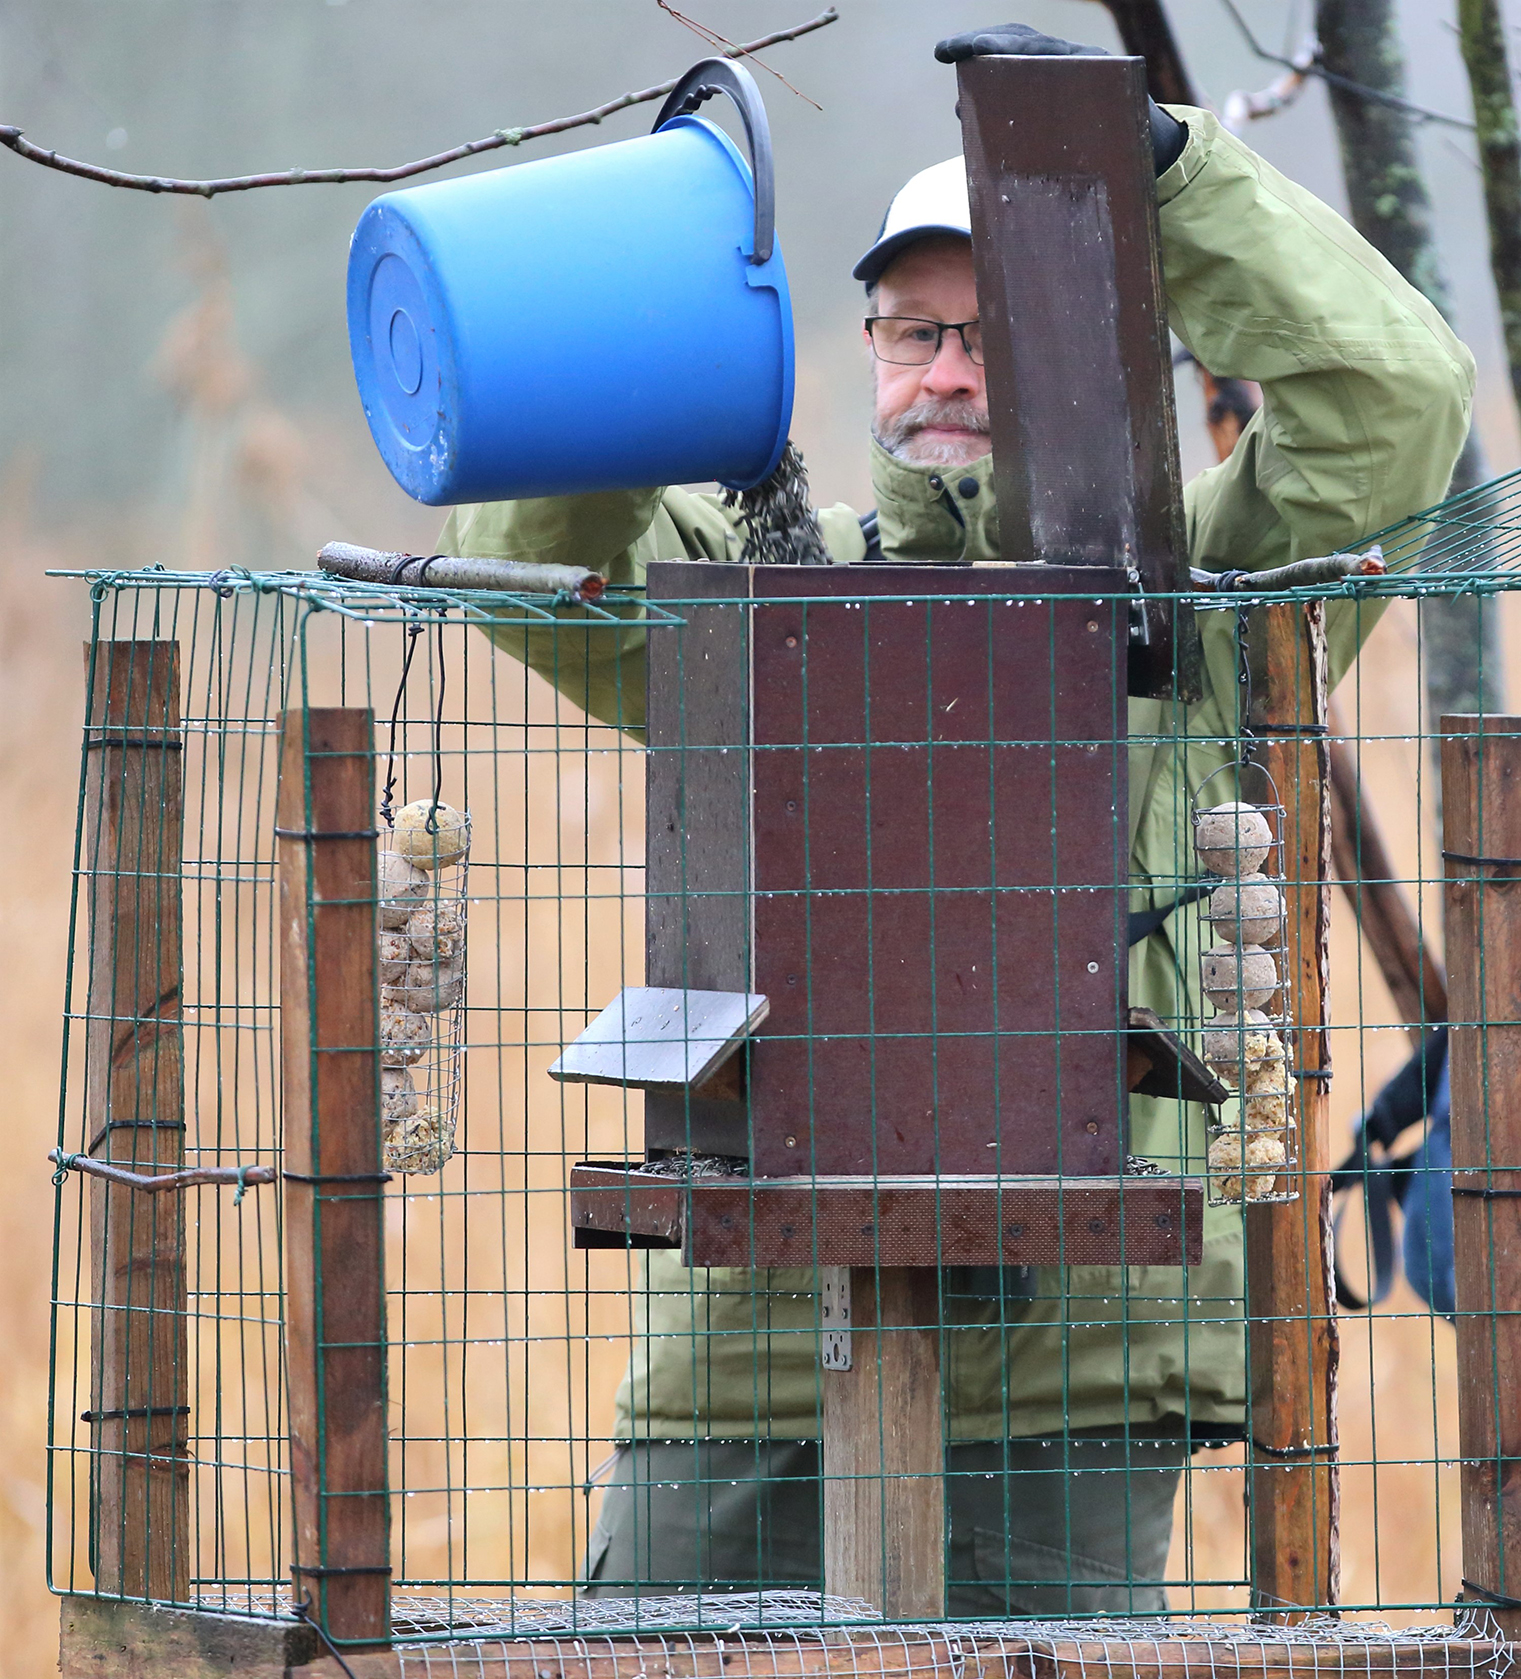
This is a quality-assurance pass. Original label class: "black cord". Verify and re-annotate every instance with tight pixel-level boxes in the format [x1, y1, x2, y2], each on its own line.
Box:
[429, 617, 446, 830]
[380, 623, 425, 830]
[1236, 604, 1255, 756]
[291, 1594, 362, 1679]
[1462, 1577, 1521, 1610]
[380, 614, 450, 833]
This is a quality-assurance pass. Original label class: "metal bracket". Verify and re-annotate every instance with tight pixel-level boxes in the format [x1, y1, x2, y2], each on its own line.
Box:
[821, 1265, 852, 1371]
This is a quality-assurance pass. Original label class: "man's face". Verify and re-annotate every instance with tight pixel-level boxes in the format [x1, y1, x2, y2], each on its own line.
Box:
[867, 235, 989, 469]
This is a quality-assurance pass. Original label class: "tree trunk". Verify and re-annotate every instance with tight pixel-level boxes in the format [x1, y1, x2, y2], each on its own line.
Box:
[1457, 0, 1521, 416]
[1095, 0, 1263, 438]
[1097, 0, 1195, 105]
[1317, 0, 1503, 719]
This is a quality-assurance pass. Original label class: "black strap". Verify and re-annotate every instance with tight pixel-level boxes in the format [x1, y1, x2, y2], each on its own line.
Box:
[1252, 1437, 1339, 1459]
[857, 509, 884, 563]
[1330, 1029, 1448, 1310]
[1330, 1140, 1412, 1310]
[272, 827, 381, 841]
[84, 735, 183, 750]
[1127, 883, 1215, 947]
[1352, 1028, 1448, 1153]
[1463, 1578, 1521, 1610]
[292, 1562, 392, 1577]
[81, 1405, 190, 1423]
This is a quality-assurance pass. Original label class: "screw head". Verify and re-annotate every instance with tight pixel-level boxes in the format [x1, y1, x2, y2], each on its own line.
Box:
[1087, 961, 1099, 973]
[784, 1135, 797, 1148]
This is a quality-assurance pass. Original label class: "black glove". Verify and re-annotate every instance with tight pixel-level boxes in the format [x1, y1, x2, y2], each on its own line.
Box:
[935, 22, 1100, 58]
[935, 23, 1187, 177]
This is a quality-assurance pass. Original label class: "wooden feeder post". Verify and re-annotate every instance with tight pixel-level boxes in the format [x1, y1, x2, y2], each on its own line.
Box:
[821, 1269, 945, 1617]
[276, 708, 390, 1648]
[82, 639, 190, 1601]
[1441, 714, 1521, 1634]
[1245, 602, 1339, 1614]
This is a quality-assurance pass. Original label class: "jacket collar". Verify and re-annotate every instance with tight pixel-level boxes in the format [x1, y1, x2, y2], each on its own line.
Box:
[869, 439, 1001, 565]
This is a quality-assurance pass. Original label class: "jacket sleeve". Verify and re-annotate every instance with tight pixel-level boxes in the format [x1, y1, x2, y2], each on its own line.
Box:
[439, 490, 865, 736]
[1159, 108, 1475, 682]
[437, 486, 741, 738]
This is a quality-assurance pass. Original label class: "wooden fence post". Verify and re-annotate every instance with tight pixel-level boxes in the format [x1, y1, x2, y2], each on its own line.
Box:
[277, 707, 390, 1648]
[1245, 601, 1340, 1614]
[82, 638, 191, 1602]
[822, 1267, 944, 1617]
[1441, 714, 1521, 1635]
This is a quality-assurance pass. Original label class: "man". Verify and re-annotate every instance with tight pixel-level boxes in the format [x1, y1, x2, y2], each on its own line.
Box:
[442, 25, 1472, 1613]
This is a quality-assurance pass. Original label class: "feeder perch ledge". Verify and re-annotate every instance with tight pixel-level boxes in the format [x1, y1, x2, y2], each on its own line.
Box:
[549, 986, 769, 1091]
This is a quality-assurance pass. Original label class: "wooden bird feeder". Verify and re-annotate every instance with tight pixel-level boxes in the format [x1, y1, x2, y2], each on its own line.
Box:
[562, 561, 1214, 1271]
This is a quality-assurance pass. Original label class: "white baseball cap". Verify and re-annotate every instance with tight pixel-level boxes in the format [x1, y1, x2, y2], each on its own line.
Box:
[853, 155, 971, 286]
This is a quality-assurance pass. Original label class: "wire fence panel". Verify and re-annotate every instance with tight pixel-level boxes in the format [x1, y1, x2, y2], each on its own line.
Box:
[41, 492, 1521, 1656]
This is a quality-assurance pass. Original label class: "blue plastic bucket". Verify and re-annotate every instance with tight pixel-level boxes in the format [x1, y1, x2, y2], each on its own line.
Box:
[347, 60, 794, 507]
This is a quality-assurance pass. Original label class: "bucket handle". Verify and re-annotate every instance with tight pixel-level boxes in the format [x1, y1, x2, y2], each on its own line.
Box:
[652, 58, 775, 266]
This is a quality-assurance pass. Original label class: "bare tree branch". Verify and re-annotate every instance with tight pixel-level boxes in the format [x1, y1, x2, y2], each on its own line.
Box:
[655, 0, 823, 110]
[0, 6, 838, 199]
[1223, 40, 1315, 131]
[1091, 0, 1198, 105]
[1217, 0, 1474, 130]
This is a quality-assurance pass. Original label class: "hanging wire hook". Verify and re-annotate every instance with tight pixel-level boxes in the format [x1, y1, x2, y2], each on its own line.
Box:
[380, 620, 426, 830]
[428, 615, 447, 831]
[381, 610, 451, 832]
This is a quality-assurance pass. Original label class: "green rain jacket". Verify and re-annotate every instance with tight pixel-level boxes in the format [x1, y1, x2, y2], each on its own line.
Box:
[440, 110, 1473, 1442]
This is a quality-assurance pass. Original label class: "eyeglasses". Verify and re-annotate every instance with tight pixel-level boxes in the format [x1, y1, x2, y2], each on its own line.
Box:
[864, 316, 984, 367]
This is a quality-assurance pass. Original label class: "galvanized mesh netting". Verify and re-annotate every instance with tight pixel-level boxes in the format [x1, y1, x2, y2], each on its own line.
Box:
[42, 475, 1521, 1657]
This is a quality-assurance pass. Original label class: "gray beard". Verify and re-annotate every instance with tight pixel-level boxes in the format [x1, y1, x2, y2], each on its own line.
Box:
[873, 397, 991, 466]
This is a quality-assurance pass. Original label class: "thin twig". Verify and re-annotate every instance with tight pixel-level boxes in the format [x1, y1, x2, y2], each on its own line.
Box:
[1216, 0, 1475, 131]
[0, 6, 837, 198]
[1223, 36, 1315, 130]
[656, 0, 823, 110]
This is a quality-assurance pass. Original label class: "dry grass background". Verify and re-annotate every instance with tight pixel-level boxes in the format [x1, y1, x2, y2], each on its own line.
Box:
[3, 278, 1517, 1671]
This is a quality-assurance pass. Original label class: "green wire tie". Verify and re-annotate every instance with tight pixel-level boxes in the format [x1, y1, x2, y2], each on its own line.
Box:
[51, 1152, 82, 1188]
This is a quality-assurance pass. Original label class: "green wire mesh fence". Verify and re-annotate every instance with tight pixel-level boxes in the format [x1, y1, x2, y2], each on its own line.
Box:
[41, 475, 1521, 1662]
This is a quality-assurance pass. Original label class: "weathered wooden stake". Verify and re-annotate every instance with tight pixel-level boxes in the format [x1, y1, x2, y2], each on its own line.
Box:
[1441, 714, 1521, 1636]
[277, 707, 390, 1648]
[1246, 602, 1340, 1614]
[822, 1267, 944, 1617]
[82, 638, 190, 1601]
